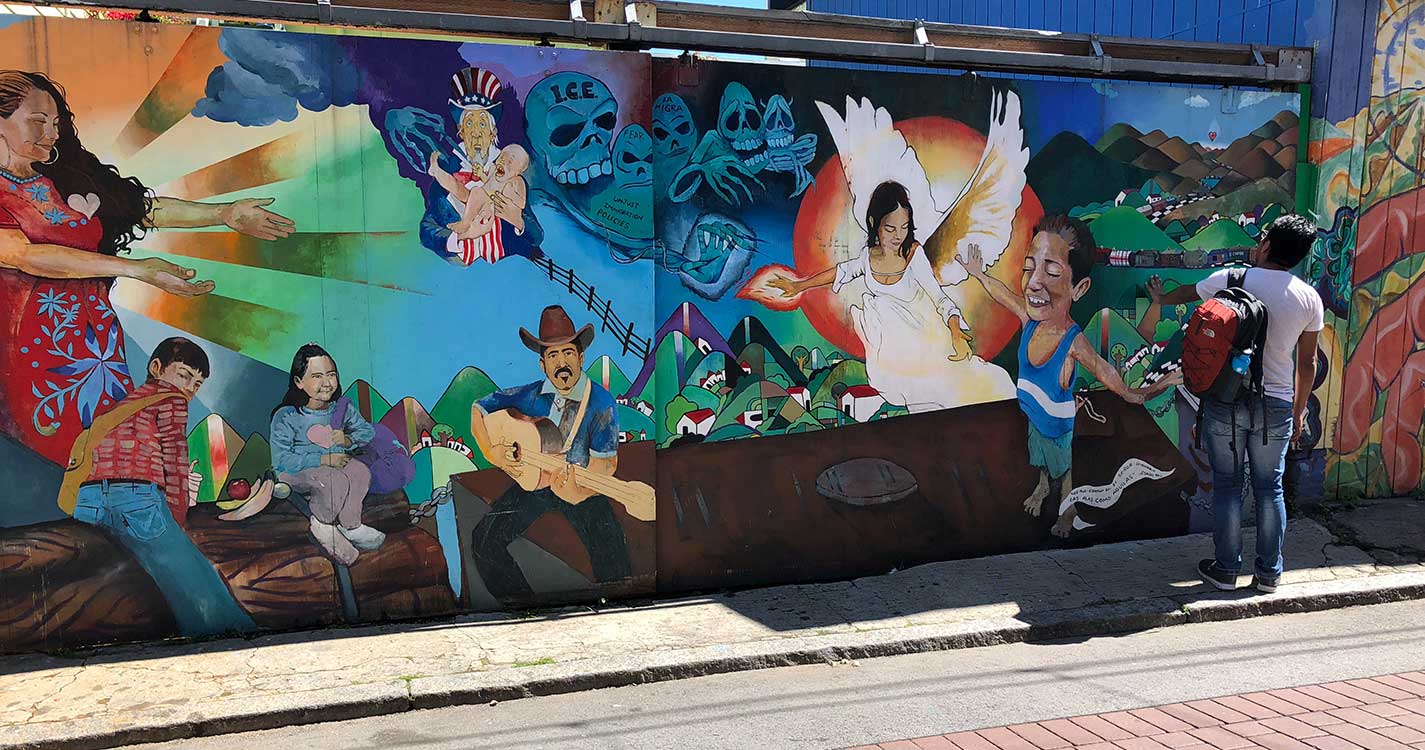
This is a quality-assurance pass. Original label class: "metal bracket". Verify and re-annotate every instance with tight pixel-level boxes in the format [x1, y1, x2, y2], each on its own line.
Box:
[316, 0, 332, 24]
[1250, 45, 1266, 66]
[1090, 34, 1112, 74]
[914, 19, 933, 62]
[624, 0, 640, 42]
[569, 0, 586, 38]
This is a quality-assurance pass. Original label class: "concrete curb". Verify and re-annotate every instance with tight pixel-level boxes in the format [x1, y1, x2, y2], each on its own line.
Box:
[6, 570, 1425, 750]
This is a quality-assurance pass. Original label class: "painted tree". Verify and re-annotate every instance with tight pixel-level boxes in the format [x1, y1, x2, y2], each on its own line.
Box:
[1110, 343, 1128, 372]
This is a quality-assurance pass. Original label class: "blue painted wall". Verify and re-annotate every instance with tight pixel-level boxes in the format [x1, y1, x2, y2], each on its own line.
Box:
[800, 0, 1375, 121]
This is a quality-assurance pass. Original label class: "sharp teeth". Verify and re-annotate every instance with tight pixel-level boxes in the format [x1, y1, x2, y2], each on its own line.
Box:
[701, 230, 712, 248]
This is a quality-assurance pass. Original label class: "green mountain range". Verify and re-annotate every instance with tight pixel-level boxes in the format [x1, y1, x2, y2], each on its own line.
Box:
[1089, 206, 1185, 252]
[1181, 219, 1255, 250]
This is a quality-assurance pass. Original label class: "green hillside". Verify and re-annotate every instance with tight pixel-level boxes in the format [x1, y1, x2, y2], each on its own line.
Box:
[587, 355, 633, 398]
[342, 380, 392, 424]
[430, 366, 500, 446]
[216, 433, 273, 503]
[1182, 219, 1255, 250]
[1088, 206, 1184, 252]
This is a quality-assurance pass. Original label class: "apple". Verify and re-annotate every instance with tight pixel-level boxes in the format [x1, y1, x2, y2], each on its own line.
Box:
[227, 478, 252, 501]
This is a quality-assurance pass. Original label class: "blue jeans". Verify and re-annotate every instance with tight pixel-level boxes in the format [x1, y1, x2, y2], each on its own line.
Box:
[1201, 396, 1293, 580]
[73, 481, 256, 636]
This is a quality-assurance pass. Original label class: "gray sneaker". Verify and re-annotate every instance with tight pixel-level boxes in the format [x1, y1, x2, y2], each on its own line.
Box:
[310, 517, 360, 565]
[339, 523, 387, 551]
[1251, 576, 1279, 594]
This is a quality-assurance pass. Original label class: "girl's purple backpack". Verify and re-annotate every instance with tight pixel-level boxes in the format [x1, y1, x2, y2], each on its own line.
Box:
[331, 397, 416, 495]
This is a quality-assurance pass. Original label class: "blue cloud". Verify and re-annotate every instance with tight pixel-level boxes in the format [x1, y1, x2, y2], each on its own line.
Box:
[193, 29, 361, 126]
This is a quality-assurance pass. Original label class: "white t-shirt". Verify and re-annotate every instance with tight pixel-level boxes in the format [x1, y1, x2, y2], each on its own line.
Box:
[1196, 268, 1325, 403]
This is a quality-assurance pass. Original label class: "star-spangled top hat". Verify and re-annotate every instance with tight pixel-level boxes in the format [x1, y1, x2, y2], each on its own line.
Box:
[449, 67, 503, 112]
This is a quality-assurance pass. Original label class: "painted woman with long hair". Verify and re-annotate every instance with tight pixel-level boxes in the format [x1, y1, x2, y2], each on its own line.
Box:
[0, 71, 294, 463]
[771, 180, 1014, 412]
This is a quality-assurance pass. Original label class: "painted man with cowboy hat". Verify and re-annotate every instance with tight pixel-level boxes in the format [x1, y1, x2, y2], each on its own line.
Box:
[468, 305, 630, 604]
[419, 65, 544, 266]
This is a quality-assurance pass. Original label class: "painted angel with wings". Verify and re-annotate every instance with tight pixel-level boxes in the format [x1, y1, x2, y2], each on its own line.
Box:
[744, 90, 1029, 412]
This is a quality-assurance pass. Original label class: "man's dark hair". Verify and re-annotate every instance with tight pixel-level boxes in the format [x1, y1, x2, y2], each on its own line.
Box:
[149, 337, 210, 378]
[1263, 213, 1317, 268]
[1034, 214, 1097, 283]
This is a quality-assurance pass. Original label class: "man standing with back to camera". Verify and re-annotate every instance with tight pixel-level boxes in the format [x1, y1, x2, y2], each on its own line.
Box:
[1148, 214, 1324, 594]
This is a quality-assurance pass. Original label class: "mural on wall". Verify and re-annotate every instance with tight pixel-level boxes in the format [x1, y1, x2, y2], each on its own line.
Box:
[649, 61, 1304, 588]
[0, 18, 656, 652]
[1313, 0, 1425, 500]
[0, 12, 1329, 655]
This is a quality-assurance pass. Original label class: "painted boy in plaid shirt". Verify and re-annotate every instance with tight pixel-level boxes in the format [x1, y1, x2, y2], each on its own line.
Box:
[71, 337, 254, 636]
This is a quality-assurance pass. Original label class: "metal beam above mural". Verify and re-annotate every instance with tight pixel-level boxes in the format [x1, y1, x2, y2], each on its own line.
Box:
[46, 0, 1311, 86]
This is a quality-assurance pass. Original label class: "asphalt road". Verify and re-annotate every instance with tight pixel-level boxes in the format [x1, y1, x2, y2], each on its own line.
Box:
[123, 599, 1425, 750]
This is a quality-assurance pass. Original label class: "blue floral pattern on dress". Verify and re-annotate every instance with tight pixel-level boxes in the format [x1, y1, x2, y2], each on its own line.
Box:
[29, 286, 130, 433]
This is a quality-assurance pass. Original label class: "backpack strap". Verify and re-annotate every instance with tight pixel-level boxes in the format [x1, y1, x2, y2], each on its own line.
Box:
[56, 391, 186, 515]
[1227, 267, 1247, 290]
[331, 396, 349, 429]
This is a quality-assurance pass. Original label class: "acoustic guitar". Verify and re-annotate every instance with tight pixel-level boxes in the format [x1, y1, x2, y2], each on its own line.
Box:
[484, 409, 656, 522]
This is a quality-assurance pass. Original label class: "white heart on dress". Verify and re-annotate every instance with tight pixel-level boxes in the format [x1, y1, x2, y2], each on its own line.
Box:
[66, 193, 100, 220]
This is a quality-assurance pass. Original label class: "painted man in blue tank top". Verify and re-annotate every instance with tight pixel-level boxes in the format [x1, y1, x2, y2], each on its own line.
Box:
[965, 215, 1179, 537]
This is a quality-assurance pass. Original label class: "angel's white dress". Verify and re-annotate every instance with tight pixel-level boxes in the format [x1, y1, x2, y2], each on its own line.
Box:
[833, 246, 1014, 413]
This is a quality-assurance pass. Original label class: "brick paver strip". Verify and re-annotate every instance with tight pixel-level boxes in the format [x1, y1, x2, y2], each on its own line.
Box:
[1214, 696, 1282, 721]
[1298, 685, 1365, 709]
[1131, 707, 1198, 733]
[1071, 716, 1136, 742]
[1325, 725, 1417, 750]
[1303, 734, 1367, 750]
[1153, 732, 1201, 748]
[1041, 718, 1107, 745]
[852, 674, 1425, 750]
[1256, 733, 1327, 750]
[1276, 689, 1345, 712]
[1246, 693, 1314, 716]
[982, 726, 1042, 750]
[1115, 736, 1174, 750]
[1009, 723, 1074, 749]
[1351, 680, 1418, 702]
[1225, 721, 1276, 738]
[1326, 683, 1396, 705]
[1260, 716, 1331, 738]
[1378, 726, 1425, 745]
[1329, 707, 1401, 730]
[1186, 700, 1256, 725]
[949, 731, 1005, 750]
[1373, 677, 1425, 699]
[1161, 704, 1228, 728]
[1103, 712, 1170, 737]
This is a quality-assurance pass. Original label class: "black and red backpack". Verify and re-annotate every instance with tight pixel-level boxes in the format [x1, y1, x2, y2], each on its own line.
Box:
[1181, 268, 1270, 444]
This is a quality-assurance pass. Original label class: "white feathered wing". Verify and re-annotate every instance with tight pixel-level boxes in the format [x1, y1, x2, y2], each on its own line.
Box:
[815, 91, 1029, 286]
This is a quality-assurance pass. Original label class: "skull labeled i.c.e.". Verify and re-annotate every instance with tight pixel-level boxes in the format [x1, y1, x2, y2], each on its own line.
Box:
[525, 72, 618, 186]
[611, 124, 653, 189]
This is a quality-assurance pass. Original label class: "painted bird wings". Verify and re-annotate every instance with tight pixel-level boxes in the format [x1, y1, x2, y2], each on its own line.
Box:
[815, 96, 956, 250]
[815, 91, 1029, 286]
[928, 90, 1030, 285]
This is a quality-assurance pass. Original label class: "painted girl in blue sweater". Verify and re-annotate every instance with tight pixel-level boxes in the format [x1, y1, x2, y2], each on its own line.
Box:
[270, 344, 385, 565]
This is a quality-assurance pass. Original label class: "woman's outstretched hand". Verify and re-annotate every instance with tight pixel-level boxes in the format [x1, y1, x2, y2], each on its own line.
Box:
[136, 257, 214, 297]
[222, 198, 296, 242]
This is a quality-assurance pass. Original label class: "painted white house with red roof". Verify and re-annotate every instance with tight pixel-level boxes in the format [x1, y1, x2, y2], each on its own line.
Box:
[839, 385, 885, 423]
[677, 408, 717, 436]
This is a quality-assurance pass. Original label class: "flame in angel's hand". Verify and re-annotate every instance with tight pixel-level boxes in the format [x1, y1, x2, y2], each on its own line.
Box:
[737, 264, 808, 311]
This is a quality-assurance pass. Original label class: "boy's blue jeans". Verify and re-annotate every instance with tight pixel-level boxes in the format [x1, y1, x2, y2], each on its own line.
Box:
[1200, 396, 1294, 581]
[73, 481, 256, 636]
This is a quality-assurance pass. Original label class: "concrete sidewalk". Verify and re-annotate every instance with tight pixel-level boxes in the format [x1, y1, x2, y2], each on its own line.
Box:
[4, 514, 1425, 750]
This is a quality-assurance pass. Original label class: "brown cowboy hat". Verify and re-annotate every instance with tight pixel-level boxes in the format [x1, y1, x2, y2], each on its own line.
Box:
[520, 305, 595, 354]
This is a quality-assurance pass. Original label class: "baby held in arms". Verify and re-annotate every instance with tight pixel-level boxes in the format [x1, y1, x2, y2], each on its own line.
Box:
[428, 144, 530, 240]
